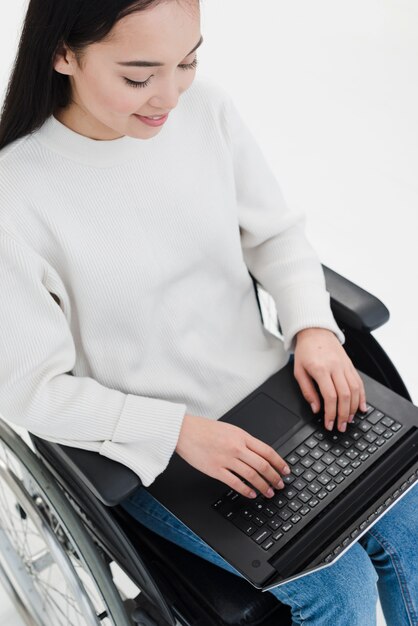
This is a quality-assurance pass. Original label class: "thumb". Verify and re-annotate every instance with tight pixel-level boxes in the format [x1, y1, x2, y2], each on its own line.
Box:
[295, 366, 321, 413]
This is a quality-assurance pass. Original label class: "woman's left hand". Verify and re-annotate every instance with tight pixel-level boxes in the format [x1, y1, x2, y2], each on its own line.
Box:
[293, 327, 368, 432]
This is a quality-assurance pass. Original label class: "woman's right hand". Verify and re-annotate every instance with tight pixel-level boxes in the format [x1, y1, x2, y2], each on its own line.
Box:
[175, 413, 291, 499]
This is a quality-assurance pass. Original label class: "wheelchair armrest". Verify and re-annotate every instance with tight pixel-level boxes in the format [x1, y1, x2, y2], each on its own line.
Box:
[30, 435, 142, 506]
[322, 264, 389, 332]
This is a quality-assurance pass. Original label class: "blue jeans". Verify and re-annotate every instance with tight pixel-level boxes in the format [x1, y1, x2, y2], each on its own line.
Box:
[120, 356, 418, 625]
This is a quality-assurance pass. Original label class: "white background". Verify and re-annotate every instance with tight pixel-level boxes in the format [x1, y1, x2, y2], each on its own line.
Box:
[1, 1, 418, 624]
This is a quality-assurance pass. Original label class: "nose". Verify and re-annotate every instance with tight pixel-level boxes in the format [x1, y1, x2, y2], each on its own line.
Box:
[149, 81, 180, 111]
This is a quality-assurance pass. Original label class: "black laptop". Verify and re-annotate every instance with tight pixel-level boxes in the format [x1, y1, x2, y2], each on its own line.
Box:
[146, 360, 418, 591]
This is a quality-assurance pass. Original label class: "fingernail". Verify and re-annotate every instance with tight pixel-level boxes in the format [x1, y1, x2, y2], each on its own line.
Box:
[340, 422, 347, 432]
[277, 480, 284, 489]
[348, 414, 354, 423]
[249, 490, 257, 498]
[283, 465, 291, 474]
[361, 402, 368, 412]
[267, 487, 274, 497]
[310, 402, 317, 413]
[326, 421, 334, 431]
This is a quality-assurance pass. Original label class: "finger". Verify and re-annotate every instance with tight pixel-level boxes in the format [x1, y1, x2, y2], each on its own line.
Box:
[229, 457, 278, 498]
[219, 467, 258, 499]
[345, 366, 361, 421]
[312, 370, 338, 430]
[294, 365, 321, 413]
[356, 371, 368, 412]
[330, 368, 352, 432]
[245, 435, 291, 477]
[239, 447, 285, 493]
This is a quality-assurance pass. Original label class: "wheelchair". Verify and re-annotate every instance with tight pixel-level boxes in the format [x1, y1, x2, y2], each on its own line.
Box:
[0, 265, 412, 626]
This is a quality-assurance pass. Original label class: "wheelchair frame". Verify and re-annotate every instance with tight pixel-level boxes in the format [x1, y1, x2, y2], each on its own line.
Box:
[0, 264, 411, 626]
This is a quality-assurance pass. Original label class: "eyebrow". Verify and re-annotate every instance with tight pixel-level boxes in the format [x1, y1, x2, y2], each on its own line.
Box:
[116, 35, 203, 67]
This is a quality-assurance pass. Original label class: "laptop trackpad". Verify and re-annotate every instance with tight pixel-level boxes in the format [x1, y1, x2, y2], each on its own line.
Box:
[224, 392, 302, 446]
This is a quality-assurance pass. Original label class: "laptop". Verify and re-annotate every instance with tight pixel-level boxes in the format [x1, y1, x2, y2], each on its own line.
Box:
[146, 360, 418, 591]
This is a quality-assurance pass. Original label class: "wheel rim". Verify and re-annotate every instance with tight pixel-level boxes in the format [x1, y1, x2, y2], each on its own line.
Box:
[0, 438, 122, 626]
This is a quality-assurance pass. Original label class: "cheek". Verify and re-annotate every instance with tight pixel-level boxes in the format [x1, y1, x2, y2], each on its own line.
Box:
[85, 71, 141, 113]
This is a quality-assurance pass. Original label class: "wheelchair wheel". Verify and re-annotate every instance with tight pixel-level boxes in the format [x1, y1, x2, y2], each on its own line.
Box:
[0, 419, 133, 626]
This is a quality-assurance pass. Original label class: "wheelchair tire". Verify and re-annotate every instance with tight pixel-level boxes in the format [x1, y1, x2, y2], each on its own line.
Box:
[0, 419, 133, 626]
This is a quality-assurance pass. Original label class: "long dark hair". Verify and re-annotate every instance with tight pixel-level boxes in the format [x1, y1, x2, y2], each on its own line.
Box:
[0, 0, 196, 152]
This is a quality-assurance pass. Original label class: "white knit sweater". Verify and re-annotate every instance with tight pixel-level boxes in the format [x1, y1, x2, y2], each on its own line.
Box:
[0, 77, 344, 486]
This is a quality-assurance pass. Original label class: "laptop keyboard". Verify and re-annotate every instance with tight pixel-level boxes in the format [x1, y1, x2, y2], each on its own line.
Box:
[211, 403, 403, 552]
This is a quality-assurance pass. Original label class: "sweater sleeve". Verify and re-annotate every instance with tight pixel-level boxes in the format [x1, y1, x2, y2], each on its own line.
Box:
[222, 93, 345, 354]
[0, 228, 187, 486]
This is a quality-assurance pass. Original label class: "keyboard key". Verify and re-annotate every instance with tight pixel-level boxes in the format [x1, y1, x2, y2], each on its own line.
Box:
[351, 460, 361, 469]
[364, 432, 377, 444]
[317, 489, 328, 499]
[272, 496, 287, 508]
[340, 437, 353, 449]
[308, 498, 319, 507]
[343, 467, 353, 476]
[326, 482, 337, 492]
[282, 474, 295, 485]
[301, 457, 315, 468]
[291, 514, 301, 524]
[253, 528, 272, 544]
[298, 491, 311, 503]
[346, 449, 359, 460]
[284, 488, 297, 500]
[253, 515, 266, 526]
[337, 457, 350, 468]
[319, 441, 332, 451]
[293, 478, 307, 491]
[381, 416, 394, 427]
[332, 446, 344, 457]
[263, 506, 277, 517]
[287, 453, 300, 465]
[279, 509, 292, 521]
[322, 453, 334, 465]
[312, 461, 327, 474]
[268, 518, 281, 530]
[367, 445, 378, 454]
[375, 437, 385, 447]
[318, 473, 332, 485]
[273, 530, 283, 540]
[327, 465, 341, 477]
[308, 482, 321, 494]
[300, 506, 310, 515]
[359, 422, 372, 432]
[292, 465, 305, 477]
[335, 474, 345, 484]
[355, 441, 368, 451]
[241, 509, 254, 519]
[359, 453, 370, 461]
[372, 424, 386, 436]
[303, 470, 316, 482]
[384, 431, 394, 439]
[261, 538, 275, 550]
[314, 431, 325, 440]
[282, 522, 293, 532]
[356, 403, 375, 418]
[305, 437, 319, 449]
[288, 500, 302, 512]
[391, 423, 402, 432]
[350, 431, 362, 440]
[310, 448, 324, 460]
[296, 445, 310, 457]
[367, 410, 384, 425]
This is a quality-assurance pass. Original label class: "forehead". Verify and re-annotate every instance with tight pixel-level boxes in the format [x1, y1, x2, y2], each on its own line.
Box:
[106, 1, 200, 52]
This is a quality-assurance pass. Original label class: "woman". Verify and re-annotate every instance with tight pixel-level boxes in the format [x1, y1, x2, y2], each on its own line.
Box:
[0, 1, 416, 624]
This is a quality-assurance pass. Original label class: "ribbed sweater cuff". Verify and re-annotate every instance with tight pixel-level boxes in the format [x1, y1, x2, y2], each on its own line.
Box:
[100, 394, 187, 487]
[275, 282, 346, 353]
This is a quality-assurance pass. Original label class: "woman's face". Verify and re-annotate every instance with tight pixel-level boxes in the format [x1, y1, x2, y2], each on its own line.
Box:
[53, 0, 201, 140]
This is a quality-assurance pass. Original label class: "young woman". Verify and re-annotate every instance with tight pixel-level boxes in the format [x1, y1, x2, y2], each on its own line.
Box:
[0, 1, 417, 624]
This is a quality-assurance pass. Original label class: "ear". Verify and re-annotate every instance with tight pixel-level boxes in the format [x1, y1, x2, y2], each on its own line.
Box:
[53, 41, 76, 76]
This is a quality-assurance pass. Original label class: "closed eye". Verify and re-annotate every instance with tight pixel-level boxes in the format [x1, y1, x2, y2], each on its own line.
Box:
[124, 57, 198, 89]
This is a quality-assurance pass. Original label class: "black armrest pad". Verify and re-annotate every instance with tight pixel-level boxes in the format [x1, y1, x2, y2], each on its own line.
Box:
[31, 435, 142, 506]
[322, 264, 390, 331]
